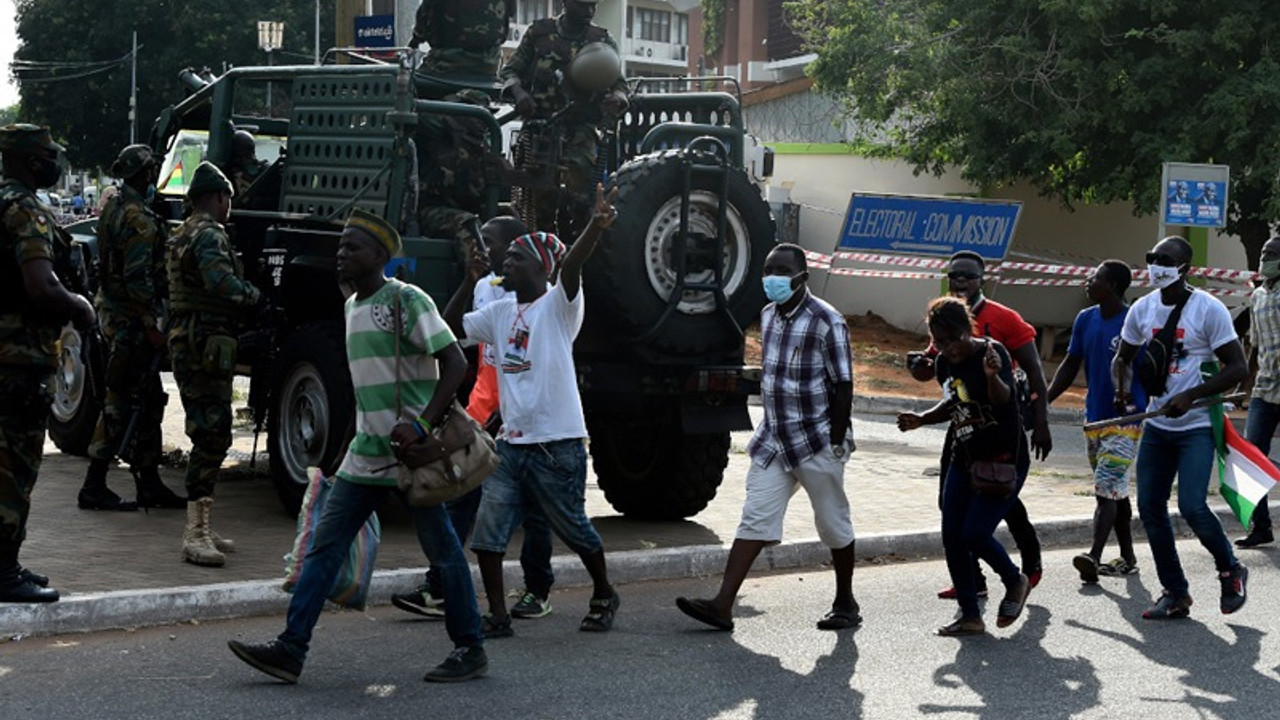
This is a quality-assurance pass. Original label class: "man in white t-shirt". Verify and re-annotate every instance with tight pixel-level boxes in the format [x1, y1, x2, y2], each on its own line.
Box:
[1112, 236, 1249, 620]
[444, 185, 621, 636]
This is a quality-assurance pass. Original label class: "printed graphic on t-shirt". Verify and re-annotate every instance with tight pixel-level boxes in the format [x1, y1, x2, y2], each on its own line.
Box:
[1151, 326, 1189, 375]
[502, 310, 533, 374]
[945, 377, 995, 444]
[369, 299, 409, 334]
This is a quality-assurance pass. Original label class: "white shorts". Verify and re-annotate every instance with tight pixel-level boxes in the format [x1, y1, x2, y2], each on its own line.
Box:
[736, 444, 855, 548]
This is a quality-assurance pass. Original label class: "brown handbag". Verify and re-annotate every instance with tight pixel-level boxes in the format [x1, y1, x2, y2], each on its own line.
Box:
[968, 460, 1018, 499]
[390, 287, 500, 507]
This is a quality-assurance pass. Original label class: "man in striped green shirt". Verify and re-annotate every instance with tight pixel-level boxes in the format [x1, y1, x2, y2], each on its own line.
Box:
[228, 210, 487, 684]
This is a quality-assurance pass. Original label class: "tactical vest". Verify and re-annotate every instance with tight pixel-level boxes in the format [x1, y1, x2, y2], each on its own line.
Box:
[523, 18, 610, 118]
[96, 191, 165, 313]
[420, 0, 511, 52]
[166, 216, 245, 317]
[417, 90, 491, 212]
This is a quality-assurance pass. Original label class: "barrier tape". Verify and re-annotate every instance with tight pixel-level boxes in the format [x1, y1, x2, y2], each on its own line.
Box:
[820, 267, 1251, 298]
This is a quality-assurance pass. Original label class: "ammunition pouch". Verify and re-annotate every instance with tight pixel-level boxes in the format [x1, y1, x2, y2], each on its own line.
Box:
[202, 334, 238, 374]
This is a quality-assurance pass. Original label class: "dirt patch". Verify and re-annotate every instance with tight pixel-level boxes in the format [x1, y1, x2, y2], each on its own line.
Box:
[746, 311, 1088, 409]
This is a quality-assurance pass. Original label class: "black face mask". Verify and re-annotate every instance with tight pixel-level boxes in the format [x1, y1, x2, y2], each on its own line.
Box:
[30, 156, 62, 189]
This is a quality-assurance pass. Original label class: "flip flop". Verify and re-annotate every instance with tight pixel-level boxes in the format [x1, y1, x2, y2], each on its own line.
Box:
[676, 596, 734, 631]
[936, 617, 985, 637]
[996, 573, 1031, 628]
[816, 608, 862, 630]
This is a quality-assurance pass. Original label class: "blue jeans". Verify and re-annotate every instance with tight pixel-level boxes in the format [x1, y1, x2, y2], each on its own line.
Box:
[941, 462, 1026, 618]
[1244, 398, 1280, 530]
[1136, 424, 1238, 597]
[470, 439, 603, 557]
[279, 478, 483, 661]
[427, 486, 555, 597]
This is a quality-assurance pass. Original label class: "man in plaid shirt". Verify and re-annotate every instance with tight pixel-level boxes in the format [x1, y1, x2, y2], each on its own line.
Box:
[676, 243, 859, 631]
[1238, 235, 1280, 548]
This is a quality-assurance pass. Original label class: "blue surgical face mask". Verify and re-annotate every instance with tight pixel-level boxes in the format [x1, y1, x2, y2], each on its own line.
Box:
[763, 274, 798, 304]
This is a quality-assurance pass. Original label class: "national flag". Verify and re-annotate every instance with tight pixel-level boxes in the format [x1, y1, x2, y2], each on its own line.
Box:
[1211, 403, 1280, 529]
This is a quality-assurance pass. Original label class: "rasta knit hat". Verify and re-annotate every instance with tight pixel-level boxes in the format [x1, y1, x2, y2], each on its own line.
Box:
[187, 161, 234, 198]
[511, 231, 566, 276]
[345, 208, 402, 259]
[109, 144, 156, 179]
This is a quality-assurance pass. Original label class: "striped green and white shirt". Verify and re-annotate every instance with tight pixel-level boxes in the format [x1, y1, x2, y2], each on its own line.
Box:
[336, 279, 456, 486]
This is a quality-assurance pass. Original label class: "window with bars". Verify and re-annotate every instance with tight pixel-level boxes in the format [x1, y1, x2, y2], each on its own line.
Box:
[637, 8, 671, 43]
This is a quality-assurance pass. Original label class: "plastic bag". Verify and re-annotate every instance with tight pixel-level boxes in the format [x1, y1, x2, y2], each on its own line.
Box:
[282, 467, 381, 610]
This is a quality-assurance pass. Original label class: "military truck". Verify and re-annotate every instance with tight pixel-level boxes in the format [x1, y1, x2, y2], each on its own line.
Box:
[48, 51, 776, 520]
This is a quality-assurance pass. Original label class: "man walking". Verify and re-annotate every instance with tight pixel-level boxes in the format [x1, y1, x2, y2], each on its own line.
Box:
[1235, 236, 1280, 548]
[79, 144, 186, 512]
[228, 209, 486, 684]
[676, 243, 858, 631]
[0, 124, 97, 603]
[443, 185, 620, 637]
[1047, 261, 1145, 582]
[166, 162, 262, 567]
[1113, 236, 1249, 619]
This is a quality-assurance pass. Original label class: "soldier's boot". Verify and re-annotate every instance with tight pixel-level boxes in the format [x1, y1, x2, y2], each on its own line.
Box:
[132, 466, 187, 510]
[78, 458, 138, 511]
[0, 545, 59, 603]
[181, 497, 226, 568]
[202, 496, 236, 554]
[15, 546, 49, 587]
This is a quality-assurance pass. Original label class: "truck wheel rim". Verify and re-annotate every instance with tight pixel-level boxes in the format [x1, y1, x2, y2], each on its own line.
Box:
[51, 326, 86, 423]
[279, 364, 329, 483]
[643, 190, 750, 315]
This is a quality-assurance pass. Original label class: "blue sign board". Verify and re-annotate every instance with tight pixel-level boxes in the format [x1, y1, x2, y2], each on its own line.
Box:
[1164, 179, 1227, 228]
[837, 193, 1022, 261]
[354, 14, 396, 48]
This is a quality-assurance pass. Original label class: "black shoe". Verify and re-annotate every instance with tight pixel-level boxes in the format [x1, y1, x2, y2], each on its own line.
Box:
[227, 639, 302, 683]
[391, 584, 446, 618]
[423, 646, 488, 683]
[134, 483, 188, 509]
[1235, 528, 1274, 548]
[0, 576, 59, 603]
[1220, 564, 1249, 615]
[17, 566, 49, 587]
[77, 486, 138, 511]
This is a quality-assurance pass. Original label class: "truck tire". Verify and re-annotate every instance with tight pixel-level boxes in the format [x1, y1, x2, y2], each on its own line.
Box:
[269, 322, 354, 515]
[47, 325, 104, 456]
[588, 419, 730, 520]
[588, 149, 774, 356]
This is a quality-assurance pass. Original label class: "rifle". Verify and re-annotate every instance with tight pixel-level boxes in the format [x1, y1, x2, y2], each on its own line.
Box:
[116, 348, 164, 464]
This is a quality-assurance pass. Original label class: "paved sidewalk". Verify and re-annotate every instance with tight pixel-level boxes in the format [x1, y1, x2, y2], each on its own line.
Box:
[1, 395, 1248, 637]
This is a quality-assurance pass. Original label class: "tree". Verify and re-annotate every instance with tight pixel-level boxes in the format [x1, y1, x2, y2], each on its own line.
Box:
[787, 0, 1280, 268]
[13, 0, 335, 170]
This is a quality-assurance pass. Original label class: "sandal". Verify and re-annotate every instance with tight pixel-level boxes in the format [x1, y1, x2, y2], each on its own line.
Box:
[580, 592, 620, 632]
[816, 606, 862, 630]
[481, 614, 514, 639]
[936, 617, 985, 636]
[995, 573, 1031, 628]
[676, 596, 734, 631]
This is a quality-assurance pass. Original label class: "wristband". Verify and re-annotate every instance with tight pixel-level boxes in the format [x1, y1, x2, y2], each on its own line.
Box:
[413, 417, 432, 438]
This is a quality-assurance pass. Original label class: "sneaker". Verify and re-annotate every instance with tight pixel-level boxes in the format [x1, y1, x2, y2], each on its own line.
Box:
[937, 585, 988, 600]
[1219, 564, 1249, 615]
[510, 590, 552, 619]
[1097, 558, 1139, 577]
[423, 646, 488, 683]
[1235, 528, 1274, 548]
[391, 584, 446, 618]
[1142, 592, 1192, 620]
[1072, 554, 1099, 584]
[227, 639, 302, 683]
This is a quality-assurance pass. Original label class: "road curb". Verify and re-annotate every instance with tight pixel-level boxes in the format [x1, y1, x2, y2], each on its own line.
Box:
[0, 507, 1240, 639]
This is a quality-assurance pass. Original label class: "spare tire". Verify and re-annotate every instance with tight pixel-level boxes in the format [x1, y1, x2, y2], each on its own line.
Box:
[585, 149, 775, 358]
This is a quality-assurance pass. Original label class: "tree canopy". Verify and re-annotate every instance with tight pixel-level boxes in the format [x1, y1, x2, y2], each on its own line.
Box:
[788, 0, 1280, 266]
[14, 0, 335, 170]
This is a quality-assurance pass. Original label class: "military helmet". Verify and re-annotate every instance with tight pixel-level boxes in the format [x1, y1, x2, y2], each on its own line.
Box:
[109, 144, 157, 179]
[0, 124, 64, 154]
[568, 42, 622, 93]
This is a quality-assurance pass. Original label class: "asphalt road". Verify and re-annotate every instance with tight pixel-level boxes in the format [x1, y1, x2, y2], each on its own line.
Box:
[5, 545, 1277, 720]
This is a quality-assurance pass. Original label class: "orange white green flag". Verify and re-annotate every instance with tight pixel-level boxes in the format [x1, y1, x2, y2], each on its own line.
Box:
[1210, 402, 1280, 530]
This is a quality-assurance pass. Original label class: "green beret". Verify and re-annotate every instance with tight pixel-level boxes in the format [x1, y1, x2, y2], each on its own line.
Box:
[109, 144, 156, 179]
[0, 124, 65, 154]
[187, 161, 234, 198]
[345, 208, 402, 258]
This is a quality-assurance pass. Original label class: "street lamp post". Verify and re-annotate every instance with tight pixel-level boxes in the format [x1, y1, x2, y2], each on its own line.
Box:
[257, 20, 284, 112]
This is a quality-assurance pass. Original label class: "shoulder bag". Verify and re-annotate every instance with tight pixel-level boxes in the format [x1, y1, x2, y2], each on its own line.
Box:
[1134, 289, 1192, 398]
[968, 340, 1021, 499]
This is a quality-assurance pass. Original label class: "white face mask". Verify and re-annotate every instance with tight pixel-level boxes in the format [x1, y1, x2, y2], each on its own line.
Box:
[1147, 264, 1182, 289]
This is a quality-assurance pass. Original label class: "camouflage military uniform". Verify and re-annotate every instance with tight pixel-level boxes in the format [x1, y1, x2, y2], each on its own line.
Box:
[87, 183, 167, 467]
[412, 0, 511, 78]
[416, 86, 493, 265]
[166, 212, 260, 500]
[0, 178, 67, 546]
[500, 15, 626, 236]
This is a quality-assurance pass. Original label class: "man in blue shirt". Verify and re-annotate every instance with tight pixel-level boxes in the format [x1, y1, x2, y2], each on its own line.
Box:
[1047, 261, 1146, 582]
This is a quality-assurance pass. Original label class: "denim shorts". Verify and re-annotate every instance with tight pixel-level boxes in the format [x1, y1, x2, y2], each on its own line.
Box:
[469, 439, 603, 556]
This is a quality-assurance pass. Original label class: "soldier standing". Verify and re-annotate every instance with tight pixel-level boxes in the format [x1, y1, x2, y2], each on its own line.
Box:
[0, 124, 97, 602]
[167, 161, 262, 567]
[501, 0, 628, 237]
[78, 144, 187, 511]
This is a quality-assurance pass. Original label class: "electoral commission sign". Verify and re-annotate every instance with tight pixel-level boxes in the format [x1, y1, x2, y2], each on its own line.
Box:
[837, 193, 1022, 262]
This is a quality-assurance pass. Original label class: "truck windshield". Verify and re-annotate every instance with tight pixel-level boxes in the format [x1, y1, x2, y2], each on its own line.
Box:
[156, 129, 286, 196]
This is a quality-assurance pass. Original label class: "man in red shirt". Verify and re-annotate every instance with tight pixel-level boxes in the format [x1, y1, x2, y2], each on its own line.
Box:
[907, 251, 1051, 596]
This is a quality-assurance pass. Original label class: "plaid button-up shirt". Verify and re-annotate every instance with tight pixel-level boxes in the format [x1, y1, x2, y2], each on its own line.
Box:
[748, 290, 854, 470]
[1251, 283, 1280, 404]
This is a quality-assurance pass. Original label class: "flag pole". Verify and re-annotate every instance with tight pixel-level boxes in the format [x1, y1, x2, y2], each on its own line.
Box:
[1082, 393, 1246, 432]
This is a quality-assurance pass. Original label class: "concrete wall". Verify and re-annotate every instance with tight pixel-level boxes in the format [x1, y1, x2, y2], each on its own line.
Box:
[767, 152, 1252, 337]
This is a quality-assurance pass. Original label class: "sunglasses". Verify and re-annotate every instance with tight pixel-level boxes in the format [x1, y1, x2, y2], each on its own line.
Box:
[946, 271, 982, 281]
[1145, 252, 1181, 267]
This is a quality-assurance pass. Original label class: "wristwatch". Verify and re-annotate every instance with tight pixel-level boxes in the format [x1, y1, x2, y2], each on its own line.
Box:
[832, 443, 847, 459]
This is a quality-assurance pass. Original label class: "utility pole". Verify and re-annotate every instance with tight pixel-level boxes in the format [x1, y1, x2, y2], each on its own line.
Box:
[129, 31, 138, 144]
[315, 0, 321, 64]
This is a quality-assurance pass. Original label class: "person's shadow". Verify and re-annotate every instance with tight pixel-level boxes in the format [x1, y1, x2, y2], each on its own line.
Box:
[1066, 584, 1272, 716]
[919, 606, 1102, 718]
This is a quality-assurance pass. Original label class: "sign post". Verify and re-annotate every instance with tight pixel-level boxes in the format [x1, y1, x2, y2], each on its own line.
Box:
[1160, 162, 1230, 271]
